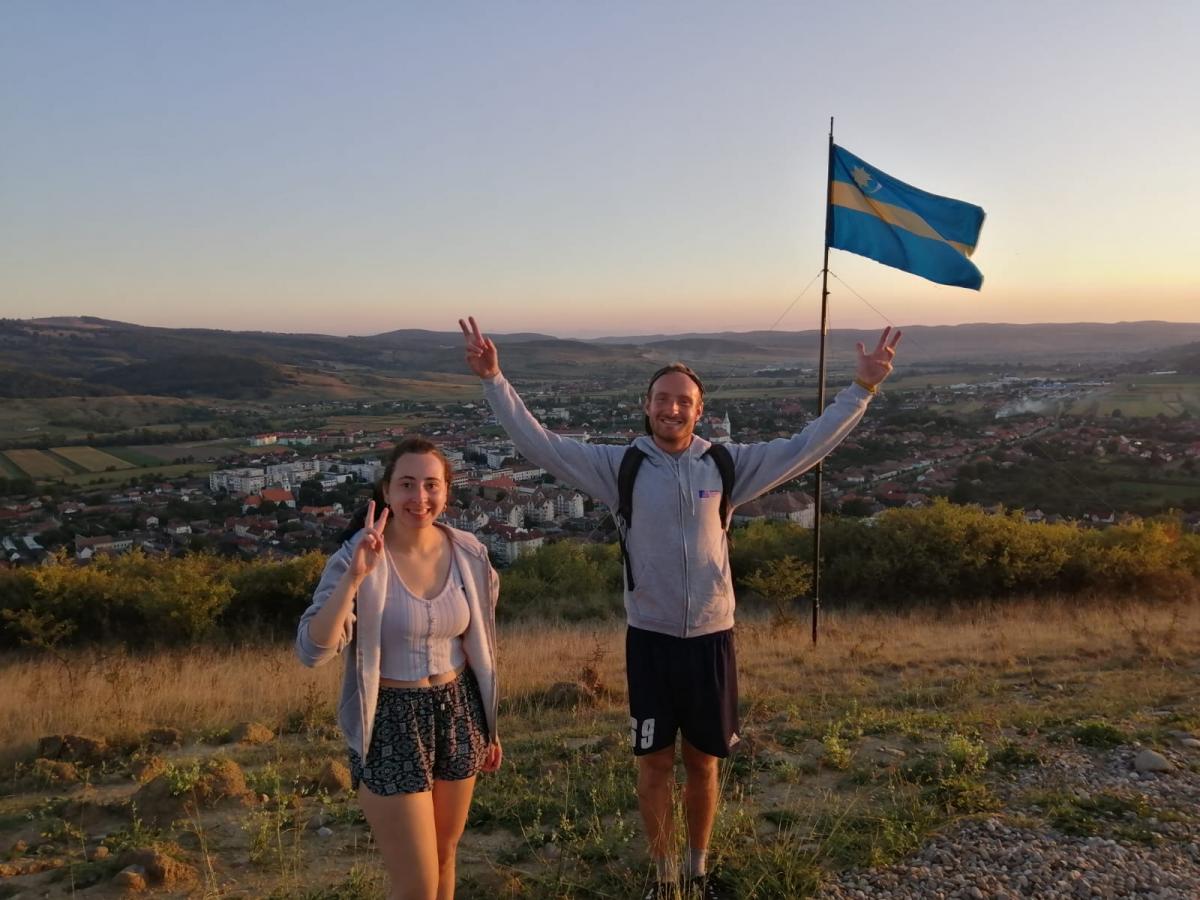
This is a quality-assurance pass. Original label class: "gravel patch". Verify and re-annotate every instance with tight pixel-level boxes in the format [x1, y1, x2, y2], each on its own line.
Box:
[817, 817, 1200, 899]
[817, 740, 1200, 899]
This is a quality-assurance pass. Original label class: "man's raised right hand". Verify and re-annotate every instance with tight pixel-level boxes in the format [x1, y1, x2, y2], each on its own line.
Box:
[459, 316, 500, 379]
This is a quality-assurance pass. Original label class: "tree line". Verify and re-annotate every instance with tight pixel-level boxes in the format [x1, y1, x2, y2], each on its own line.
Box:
[2, 500, 1197, 653]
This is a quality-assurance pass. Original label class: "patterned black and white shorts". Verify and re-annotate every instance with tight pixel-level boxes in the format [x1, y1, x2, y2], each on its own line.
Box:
[349, 667, 491, 796]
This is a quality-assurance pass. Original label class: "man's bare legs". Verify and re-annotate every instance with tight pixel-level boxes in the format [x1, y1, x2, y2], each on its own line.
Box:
[637, 739, 721, 887]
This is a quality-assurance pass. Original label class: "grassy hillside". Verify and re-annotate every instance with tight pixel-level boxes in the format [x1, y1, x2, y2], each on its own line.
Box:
[0, 600, 1196, 897]
[90, 355, 290, 399]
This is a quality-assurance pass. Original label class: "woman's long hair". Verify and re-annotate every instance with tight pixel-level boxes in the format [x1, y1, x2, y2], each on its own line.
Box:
[339, 437, 453, 541]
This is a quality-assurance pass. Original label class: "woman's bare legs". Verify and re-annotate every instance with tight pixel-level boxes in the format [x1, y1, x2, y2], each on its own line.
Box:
[358, 776, 478, 900]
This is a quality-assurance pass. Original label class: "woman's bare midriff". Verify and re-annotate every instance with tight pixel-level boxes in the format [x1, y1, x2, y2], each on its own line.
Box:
[379, 665, 464, 689]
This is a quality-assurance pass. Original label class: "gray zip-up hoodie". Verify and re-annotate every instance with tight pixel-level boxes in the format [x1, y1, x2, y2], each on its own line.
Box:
[295, 524, 500, 758]
[482, 373, 873, 638]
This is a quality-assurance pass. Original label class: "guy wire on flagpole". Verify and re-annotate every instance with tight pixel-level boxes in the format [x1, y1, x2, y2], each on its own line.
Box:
[811, 116, 835, 645]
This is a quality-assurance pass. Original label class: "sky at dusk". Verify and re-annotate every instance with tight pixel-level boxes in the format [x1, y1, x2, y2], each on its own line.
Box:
[2, 1, 1197, 338]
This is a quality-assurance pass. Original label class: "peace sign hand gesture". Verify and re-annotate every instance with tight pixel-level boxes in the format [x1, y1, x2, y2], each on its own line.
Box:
[459, 316, 500, 379]
[856, 326, 903, 389]
[349, 500, 390, 583]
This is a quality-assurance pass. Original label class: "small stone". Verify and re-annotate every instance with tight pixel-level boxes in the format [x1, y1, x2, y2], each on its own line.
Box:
[144, 727, 183, 748]
[88, 845, 110, 861]
[131, 754, 167, 784]
[306, 812, 328, 831]
[259, 793, 270, 804]
[1179, 737, 1200, 750]
[228, 722, 274, 745]
[1133, 749, 1173, 773]
[544, 681, 598, 708]
[114, 865, 148, 891]
[315, 759, 352, 793]
[316, 826, 333, 838]
[38, 733, 109, 764]
[33, 757, 80, 784]
[563, 735, 606, 752]
[10, 839, 28, 855]
[116, 847, 198, 888]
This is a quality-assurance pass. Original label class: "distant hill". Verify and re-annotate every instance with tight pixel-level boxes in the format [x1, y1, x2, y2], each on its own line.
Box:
[3, 317, 1200, 402]
[596, 322, 1200, 362]
[91, 354, 290, 399]
[367, 328, 558, 344]
[1152, 341, 1200, 375]
[0, 366, 123, 399]
[646, 338, 768, 353]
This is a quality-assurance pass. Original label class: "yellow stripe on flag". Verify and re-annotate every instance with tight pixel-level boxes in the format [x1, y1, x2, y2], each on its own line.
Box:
[831, 181, 976, 257]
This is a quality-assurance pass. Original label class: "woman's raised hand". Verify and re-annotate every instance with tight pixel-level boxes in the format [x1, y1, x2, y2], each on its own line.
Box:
[459, 316, 500, 379]
[349, 500, 390, 583]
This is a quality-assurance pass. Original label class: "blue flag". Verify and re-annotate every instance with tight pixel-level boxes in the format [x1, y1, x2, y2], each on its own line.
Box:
[829, 145, 985, 290]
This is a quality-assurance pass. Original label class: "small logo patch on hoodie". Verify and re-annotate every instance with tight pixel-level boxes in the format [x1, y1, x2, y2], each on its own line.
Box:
[697, 490, 720, 499]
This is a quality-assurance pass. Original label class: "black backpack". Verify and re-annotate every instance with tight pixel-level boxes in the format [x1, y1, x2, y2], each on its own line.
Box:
[615, 443, 735, 590]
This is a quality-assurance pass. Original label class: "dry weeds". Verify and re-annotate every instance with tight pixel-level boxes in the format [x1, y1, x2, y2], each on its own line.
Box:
[1, 597, 1197, 898]
[4, 598, 1198, 765]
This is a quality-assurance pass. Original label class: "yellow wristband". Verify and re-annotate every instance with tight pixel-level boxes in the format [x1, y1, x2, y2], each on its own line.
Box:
[854, 377, 878, 395]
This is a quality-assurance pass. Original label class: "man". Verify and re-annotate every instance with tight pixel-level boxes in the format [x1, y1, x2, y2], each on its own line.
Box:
[459, 316, 901, 898]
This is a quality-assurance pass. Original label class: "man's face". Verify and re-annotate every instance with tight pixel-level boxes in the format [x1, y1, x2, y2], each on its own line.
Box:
[644, 371, 704, 451]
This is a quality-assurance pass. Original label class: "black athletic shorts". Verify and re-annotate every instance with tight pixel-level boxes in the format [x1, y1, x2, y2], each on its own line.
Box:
[626, 625, 739, 758]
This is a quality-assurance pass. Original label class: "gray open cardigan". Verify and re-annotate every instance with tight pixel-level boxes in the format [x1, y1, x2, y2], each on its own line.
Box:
[295, 524, 500, 759]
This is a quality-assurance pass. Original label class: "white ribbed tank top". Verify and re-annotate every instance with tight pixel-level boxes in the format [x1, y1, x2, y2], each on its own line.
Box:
[379, 552, 470, 680]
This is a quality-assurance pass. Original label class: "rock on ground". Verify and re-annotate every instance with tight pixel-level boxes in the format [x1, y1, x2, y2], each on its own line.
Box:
[227, 721, 274, 744]
[37, 733, 109, 764]
[314, 759, 353, 793]
[116, 847, 198, 889]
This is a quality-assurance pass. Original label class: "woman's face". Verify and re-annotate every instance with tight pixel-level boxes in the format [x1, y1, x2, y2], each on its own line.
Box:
[382, 452, 448, 530]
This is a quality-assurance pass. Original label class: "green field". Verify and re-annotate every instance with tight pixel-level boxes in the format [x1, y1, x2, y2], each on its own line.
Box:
[49, 446, 137, 472]
[0, 395, 206, 443]
[57, 462, 217, 488]
[1069, 378, 1200, 418]
[322, 414, 430, 432]
[0, 454, 27, 479]
[103, 446, 174, 467]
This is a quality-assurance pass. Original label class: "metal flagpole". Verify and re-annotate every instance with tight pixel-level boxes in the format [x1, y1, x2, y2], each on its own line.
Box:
[811, 117, 834, 645]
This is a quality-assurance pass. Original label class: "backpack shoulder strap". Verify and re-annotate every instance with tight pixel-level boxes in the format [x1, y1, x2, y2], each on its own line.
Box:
[616, 446, 648, 589]
[703, 443, 736, 531]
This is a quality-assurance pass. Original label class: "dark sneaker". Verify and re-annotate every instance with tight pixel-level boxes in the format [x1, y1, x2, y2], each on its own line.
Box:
[687, 872, 731, 899]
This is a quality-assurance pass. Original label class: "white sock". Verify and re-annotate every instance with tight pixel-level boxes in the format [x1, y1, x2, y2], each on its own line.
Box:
[688, 847, 708, 878]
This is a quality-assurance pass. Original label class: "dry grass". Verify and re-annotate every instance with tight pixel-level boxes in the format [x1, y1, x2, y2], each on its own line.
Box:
[3, 598, 1196, 766]
[1, 598, 1198, 898]
[3, 448, 75, 479]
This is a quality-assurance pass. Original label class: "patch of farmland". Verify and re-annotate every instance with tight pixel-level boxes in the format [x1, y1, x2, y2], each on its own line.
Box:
[116, 440, 255, 464]
[103, 446, 169, 466]
[49, 446, 136, 472]
[58, 462, 217, 488]
[0, 454, 26, 479]
[3, 449, 74, 479]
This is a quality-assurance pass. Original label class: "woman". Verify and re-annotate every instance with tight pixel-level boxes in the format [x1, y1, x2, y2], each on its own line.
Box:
[296, 437, 502, 900]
